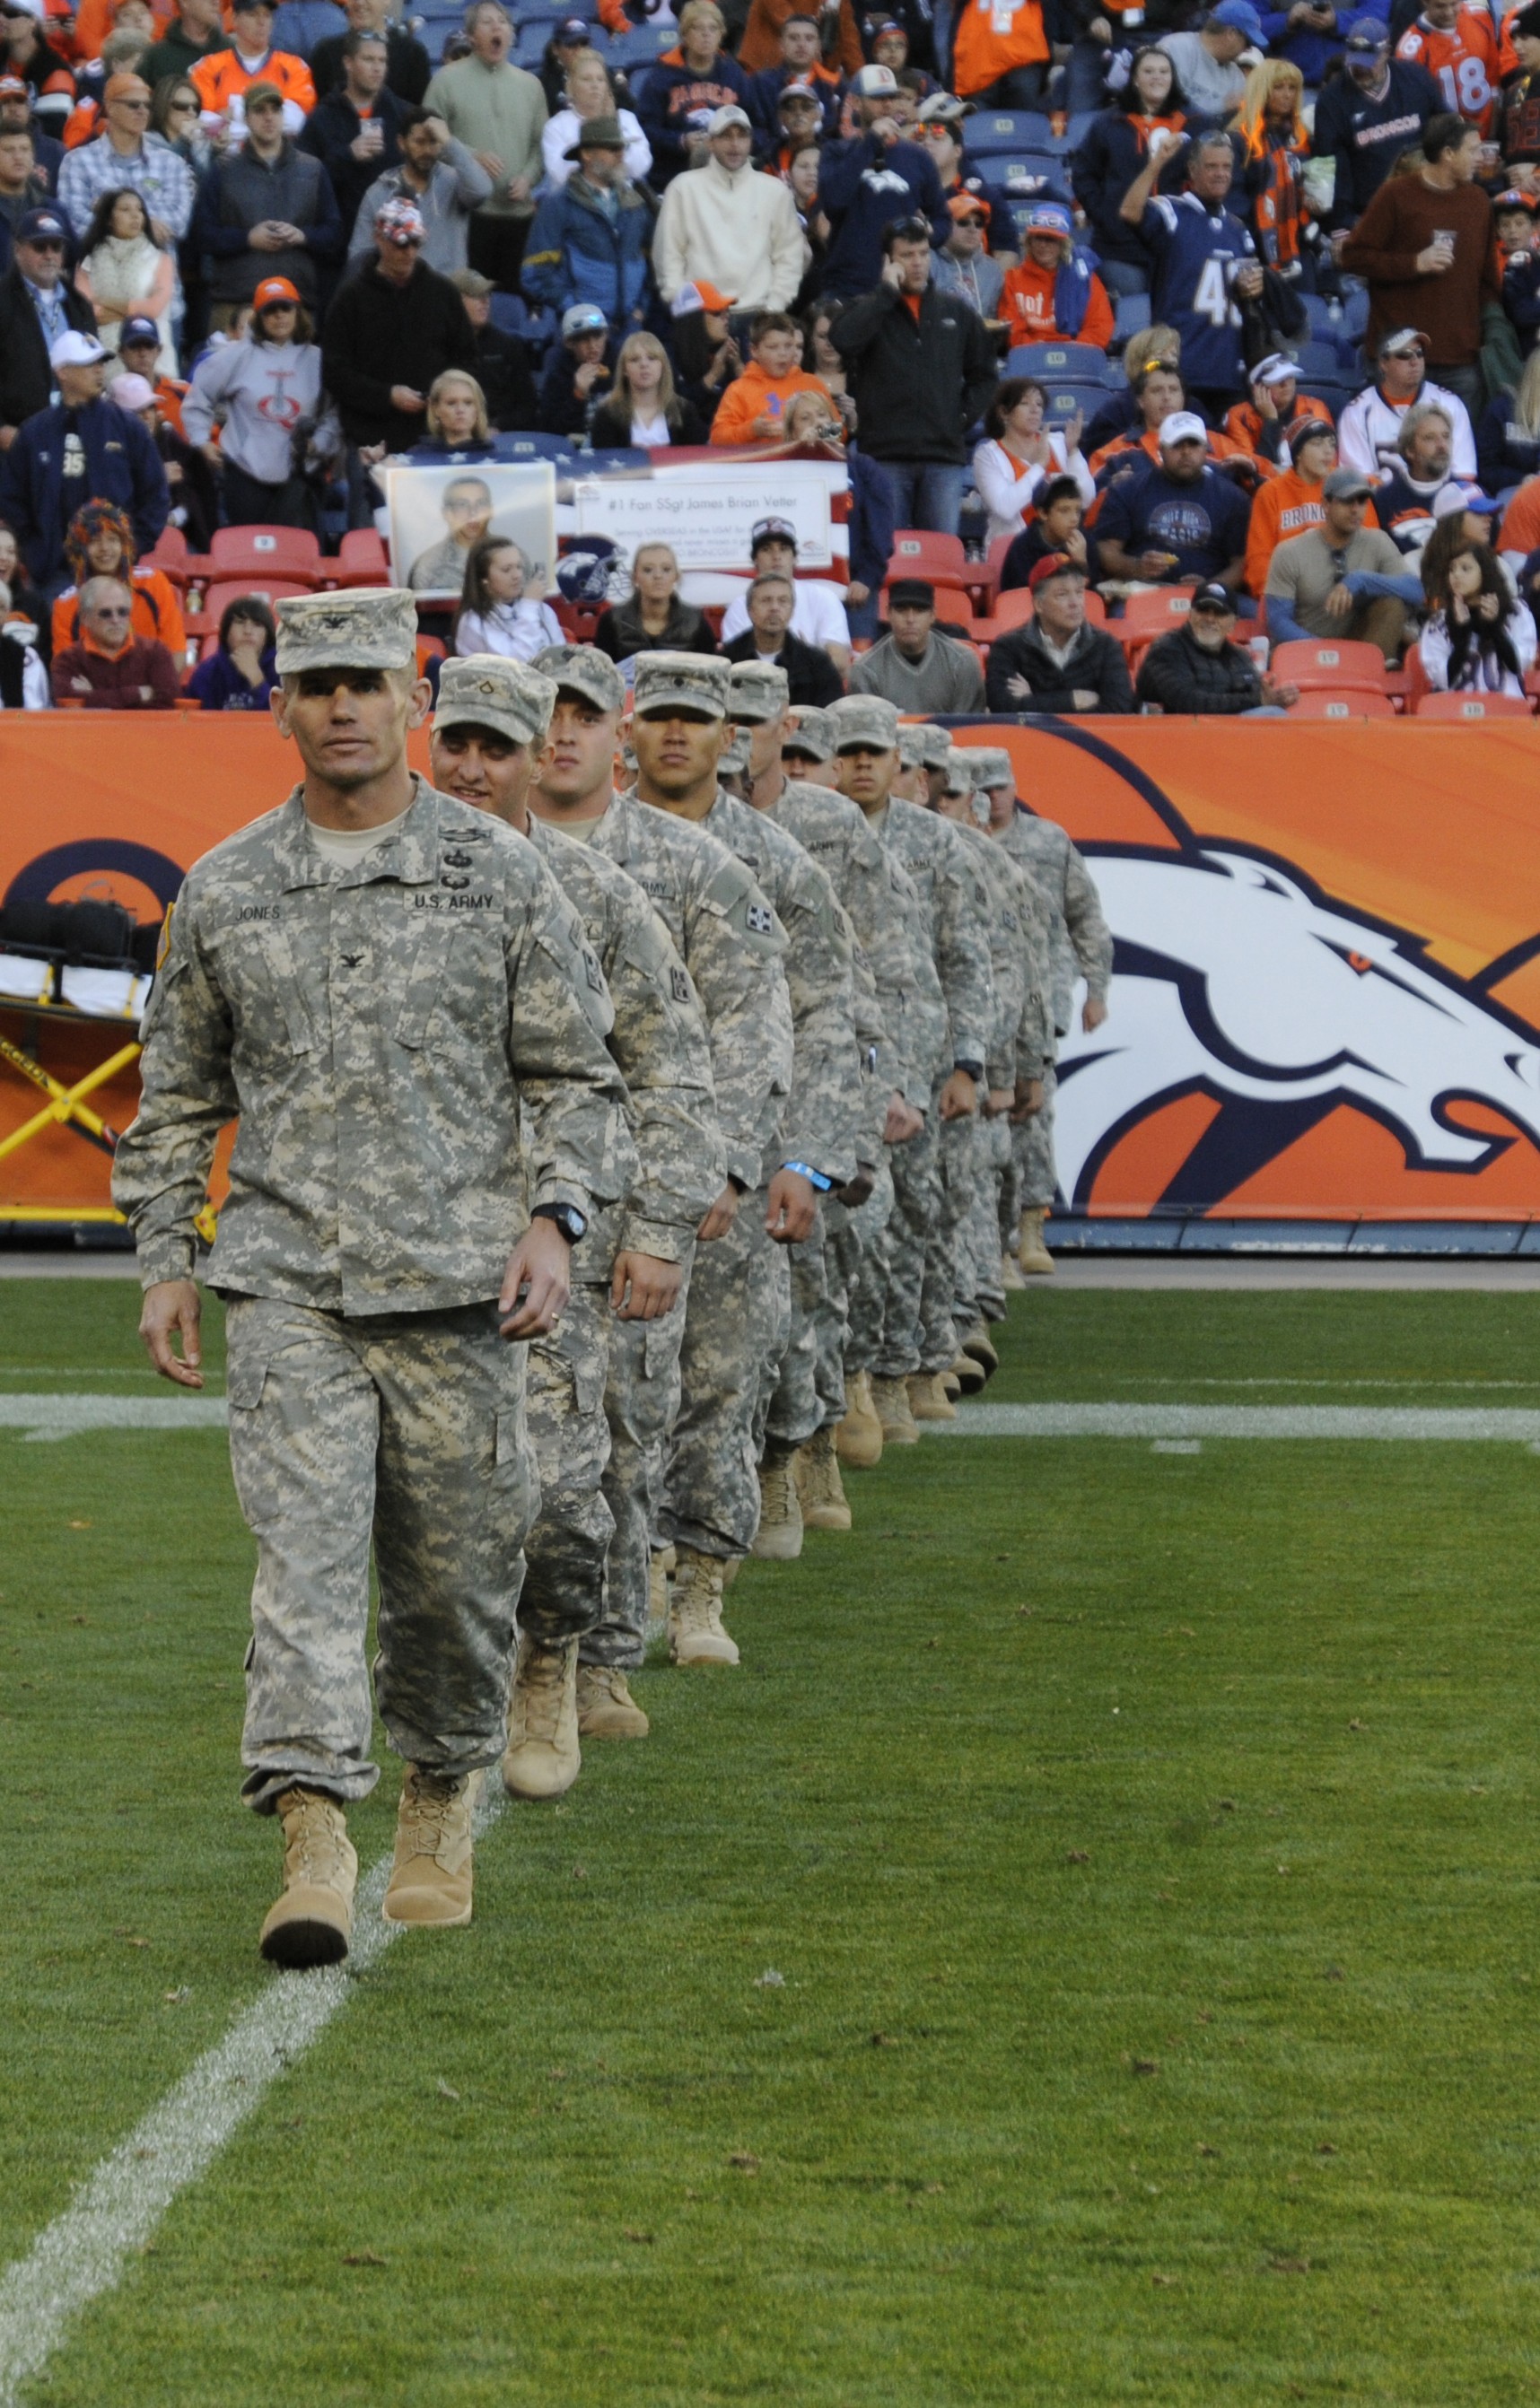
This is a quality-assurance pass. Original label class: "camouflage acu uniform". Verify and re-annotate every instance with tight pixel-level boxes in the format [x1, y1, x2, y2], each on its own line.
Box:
[994, 803, 1113, 1213]
[580, 763, 792, 1662]
[114, 629, 630, 1814]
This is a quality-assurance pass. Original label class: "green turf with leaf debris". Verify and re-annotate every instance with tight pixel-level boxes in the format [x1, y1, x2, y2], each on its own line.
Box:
[5, 1276, 1540, 2404]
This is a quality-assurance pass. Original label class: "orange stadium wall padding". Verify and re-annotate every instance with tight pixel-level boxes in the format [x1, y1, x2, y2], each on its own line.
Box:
[7, 714, 1540, 1250]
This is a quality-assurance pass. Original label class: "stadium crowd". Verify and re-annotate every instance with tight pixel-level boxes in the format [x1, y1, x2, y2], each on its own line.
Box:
[2, 0, 1540, 710]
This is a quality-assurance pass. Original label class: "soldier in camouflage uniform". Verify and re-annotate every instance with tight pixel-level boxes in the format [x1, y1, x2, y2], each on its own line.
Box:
[527, 643, 794, 1677]
[727, 659, 925, 1517]
[634, 654, 862, 1583]
[112, 589, 630, 1969]
[426, 654, 723, 1791]
[781, 707, 841, 789]
[827, 695, 996, 1449]
[981, 755, 1113, 1274]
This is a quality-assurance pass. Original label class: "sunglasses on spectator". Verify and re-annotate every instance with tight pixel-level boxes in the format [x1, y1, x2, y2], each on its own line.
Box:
[169, 96, 198, 110]
[957, 211, 986, 224]
[92, 606, 132, 621]
[115, 95, 151, 109]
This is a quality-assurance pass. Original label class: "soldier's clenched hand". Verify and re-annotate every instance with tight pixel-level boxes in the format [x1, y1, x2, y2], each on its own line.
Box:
[140, 1278, 204, 1388]
[610, 1251, 681, 1321]
[498, 1222, 573, 1341]
[765, 1167, 817, 1245]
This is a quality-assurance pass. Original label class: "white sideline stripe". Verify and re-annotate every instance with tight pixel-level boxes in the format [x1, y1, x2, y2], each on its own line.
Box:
[924, 1404, 1540, 1440]
[0, 1396, 228, 1442]
[0, 1789, 503, 2406]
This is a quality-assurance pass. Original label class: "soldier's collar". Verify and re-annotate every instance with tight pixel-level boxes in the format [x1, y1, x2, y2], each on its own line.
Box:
[273, 777, 442, 891]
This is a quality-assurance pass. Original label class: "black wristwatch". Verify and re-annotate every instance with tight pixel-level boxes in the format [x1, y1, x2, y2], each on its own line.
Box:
[532, 1202, 587, 1245]
[953, 1059, 984, 1082]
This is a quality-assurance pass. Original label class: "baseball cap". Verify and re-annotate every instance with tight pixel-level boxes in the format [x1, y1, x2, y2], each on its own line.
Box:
[451, 268, 494, 297]
[850, 61, 898, 94]
[562, 301, 608, 336]
[1378, 326, 1429, 357]
[252, 275, 300, 309]
[1189, 580, 1235, 614]
[109, 371, 154, 410]
[751, 515, 798, 552]
[555, 13, 588, 35]
[435, 653, 556, 748]
[888, 577, 935, 609]
[374, 195, 424, 246]
[1022, 200, 1073, 240]
[828, 693, 899, 749]
[706, 103, 751, 133]
[632, 650, 731, 720]
[0, 0, 44, 18]
[118, 314, 161, 348]
[1250, 352, 1298, 388]
[728, 659, 791, 721]
[17, 206, 68, 243]
[1028, 551, 1085, 590]
[532, 641, 626, 715]
[669, 279, 735, 317]
[1435, 482, 1501, 516]
[914, 90, 966, 120]
[1209, 0, 1263, 34]
[1495, 188, 1537, 211]
[948, 193, 988, 222]
[778, 78, 821, 105]
[0, 74, 28, 97]
[274, 589, 417, 675]
[241, 77, 283, 108]
[1159, 409, 1208, 447]
[1323, 467, 1373, 501]
[49, 330, 109, 369]
[871, 16, 906, 34]
[1343, 14, 1388, 45]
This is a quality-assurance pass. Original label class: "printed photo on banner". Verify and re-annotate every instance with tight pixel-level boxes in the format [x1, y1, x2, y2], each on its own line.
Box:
[569, 460, 836, 572]
[383, 462, 557, 600]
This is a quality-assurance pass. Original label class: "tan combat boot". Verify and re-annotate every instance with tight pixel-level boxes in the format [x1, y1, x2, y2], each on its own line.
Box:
[950, 1348, 987, 1396]
[795, 1426, 852, 1531]
[501, 1634, 581, 1800]
[835, 1370, 883, 1470]
[258, 1786, 357, 1968]
[1019, 1208, 1054, 1276]
[381, 1766, 478, 1928]
[871, 1373, 919, 1444]
[941, 1366, 962, 1399]
[906, 1371, 957, 1423]
[960, 1321, 999, 1377]
[1001, 1249, 1027, 1292]
[751, 1445, 803, 1560]
[669, 1546, 739, 1666]
[576, 1662, 650, 1739]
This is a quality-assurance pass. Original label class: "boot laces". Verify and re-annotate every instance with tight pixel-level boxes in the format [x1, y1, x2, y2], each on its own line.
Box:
[519, 1644, 569, 1745]
[282, 1792, 346, 1885]
[673, 1564, 721, 1636]
[760, 1460, 796, 1522]
[398, 1769, 465, 1864]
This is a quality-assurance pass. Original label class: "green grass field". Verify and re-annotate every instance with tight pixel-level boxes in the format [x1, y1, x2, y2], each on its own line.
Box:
[6, 1276, 1540, 2404]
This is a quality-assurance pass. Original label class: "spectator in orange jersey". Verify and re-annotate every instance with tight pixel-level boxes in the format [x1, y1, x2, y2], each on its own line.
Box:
[998, 201, 1115, 350]
[1244, 415, 1381, 593]
[191, 0, 315, 141]
[1224, 351, 1333, 465]
[48, 495, 184, 658]
[1395, 0, 1500, 135]
[950, 0, 1049, 107]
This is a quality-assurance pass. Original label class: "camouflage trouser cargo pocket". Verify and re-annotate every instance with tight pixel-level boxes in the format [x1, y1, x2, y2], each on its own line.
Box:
[519, 1280, 615, 1648]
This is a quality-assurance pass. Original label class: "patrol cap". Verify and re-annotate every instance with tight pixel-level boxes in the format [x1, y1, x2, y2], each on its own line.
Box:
[897, 720, 950, 769]
[632, 650, 730, 719]
[967, 746, 1015, 790]
[783, 705, 833, 760]
[942, 747, 975, 796]
[533, 641, 625, 714]
[274, 587, 419, 674]
[435, 652, 555, 747]
[828, 694, 899, 752]
[728, 659, 790, 721]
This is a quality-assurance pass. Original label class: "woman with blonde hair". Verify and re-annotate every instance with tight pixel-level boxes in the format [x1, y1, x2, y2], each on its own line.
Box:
[590, 331, 709, 449]
[541, 45, 651, 188]
[411, 370, 494, 458]
[1229, 58, 1310, 278]
[594, 540, 718, 661]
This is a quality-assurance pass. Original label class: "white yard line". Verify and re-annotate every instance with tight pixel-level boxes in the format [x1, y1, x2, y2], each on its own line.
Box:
[0, 1790, 503, 2407]
[927, 1404, 1540, 1440]
[0, 1396, 227, 1441]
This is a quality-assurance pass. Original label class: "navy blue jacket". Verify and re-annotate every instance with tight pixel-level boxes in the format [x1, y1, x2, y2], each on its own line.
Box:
[522, 176, 652, 327]
[1312, 57, 1440, 231]
[635, 49, 755, 184]
[846, 443, 897, 592]
[1070, 108, 1191, 269]
[817, 131, 949, 300]
[0, 394, 168, 585]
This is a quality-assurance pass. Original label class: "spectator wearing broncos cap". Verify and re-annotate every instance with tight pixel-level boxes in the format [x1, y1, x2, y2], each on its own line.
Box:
[984, 551, 1134, 713]
[932, 192, 1005, 316]
[1223, 351, 1332, 466]
[635, 3, 753, 188]
[653, 102, 807, 314]
[322, 194, 477, 456]
[720, 512, 853, 669]
[831, 213, 998, 536]
[1135, 578, 1300, 711]
[816, 63, 948, 301]
[1095, 409, 1252, 589]
[1313, 20, 1440, 241]
[183, 272, 328, 526]
[1337, 323, 1477, 480]
[0, 205, 99, 442]
[1340, 114, 1501, 419]
[849, 575, 985, 711]
[999, 203, 1116, 352]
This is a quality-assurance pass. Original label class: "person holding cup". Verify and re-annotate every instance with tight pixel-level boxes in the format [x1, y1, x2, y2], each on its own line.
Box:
[1341, 112, 1503, 419]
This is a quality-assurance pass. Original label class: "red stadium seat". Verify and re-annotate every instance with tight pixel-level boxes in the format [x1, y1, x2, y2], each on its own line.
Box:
[332, 528, 390, 589]
[888, 530, 968, 586]
[1114, 588, 1199, 651]
[208, 525, 325, 589]
[143, 527, 189, 588]
[1287, 688, 1397, 719]
[186, 576, 321, 651]
[1268, 638, 1387, 694]
[1413, 690, 1535, 719]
